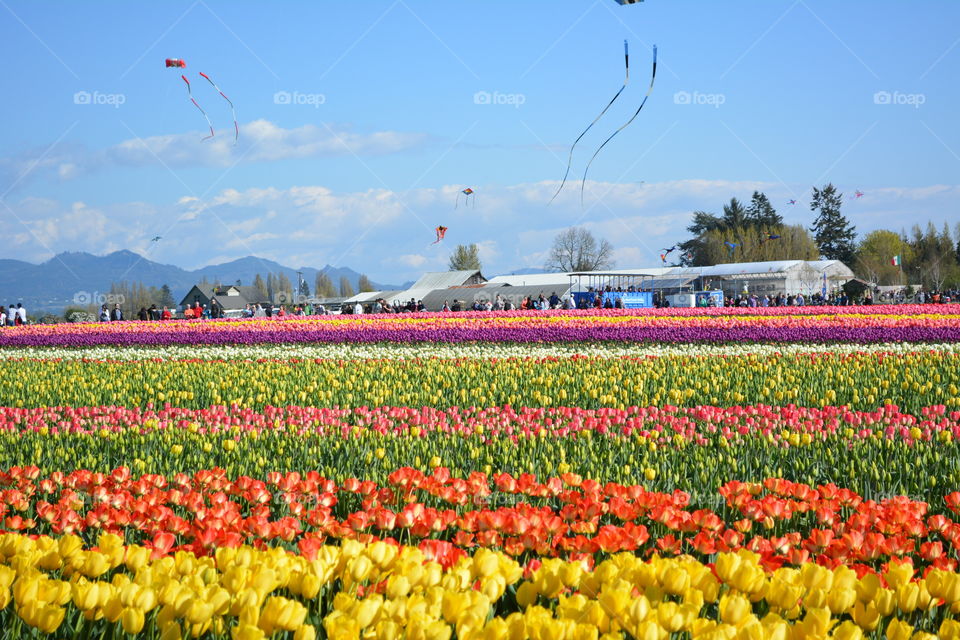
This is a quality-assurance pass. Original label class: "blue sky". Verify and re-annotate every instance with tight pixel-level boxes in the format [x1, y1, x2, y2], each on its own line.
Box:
[1, 0, 958, 282]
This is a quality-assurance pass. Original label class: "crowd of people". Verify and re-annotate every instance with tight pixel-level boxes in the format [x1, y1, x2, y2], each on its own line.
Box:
[2, 286, 958, 326]
[0, 304, 27, 326]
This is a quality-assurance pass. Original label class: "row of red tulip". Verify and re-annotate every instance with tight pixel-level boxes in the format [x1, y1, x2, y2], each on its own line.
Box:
[1, 466, 958, 577]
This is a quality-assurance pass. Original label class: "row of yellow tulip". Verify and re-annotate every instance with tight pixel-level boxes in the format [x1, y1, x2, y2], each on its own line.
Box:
[1, 532, 959, 639]
[3, 352, 959, 411]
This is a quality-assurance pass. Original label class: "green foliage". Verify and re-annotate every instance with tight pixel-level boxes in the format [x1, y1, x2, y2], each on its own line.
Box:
[448, 244, 482, 271]
[702, 224, 819, 264]
[855, 230, 912, 285]
[810, 183, 856, 263]
[680, 192, 788, 266]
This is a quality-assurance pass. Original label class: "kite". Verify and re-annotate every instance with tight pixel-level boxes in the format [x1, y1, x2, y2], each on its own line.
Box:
[787, 199, 797, 205]
[150, 236, 162, 242]
[724, 241, 738, 256]
[659, 253, 667, 264]
[660, 245, 677, 263]
[615, 0, 644, 4]
[759, 233, 781, 245]
[456, 188, 475, 209]
[433, 226, 448, 244]
[581, 45, 658, 206]
[180, 75, 215, 141]
[854, 190, 864, 199]
[199, 72, 239, 144]
[165, 59, 186, 68]
[550, 40, 630, 204]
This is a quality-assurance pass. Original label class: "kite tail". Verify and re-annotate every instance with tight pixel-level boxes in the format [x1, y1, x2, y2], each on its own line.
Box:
[183, 75, 215, 141]
[199, 72, 238, 144]
[548, 40, 630, 205]
[624, 39, 629, 83]
[580, 45, 657, 207]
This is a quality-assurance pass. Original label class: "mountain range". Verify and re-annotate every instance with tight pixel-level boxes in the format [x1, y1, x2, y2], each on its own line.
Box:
[0, 251, 410, 313]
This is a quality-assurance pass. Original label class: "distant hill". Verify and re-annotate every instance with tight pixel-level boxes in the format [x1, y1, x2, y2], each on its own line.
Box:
[0, 250, 407, 312]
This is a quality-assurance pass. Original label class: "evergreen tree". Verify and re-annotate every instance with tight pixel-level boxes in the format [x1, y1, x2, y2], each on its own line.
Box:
[678, 211, 724, 266]
[448, 244, 482, 271]
[299, 278, 310, 298]
[357, 274, 375, 292]
[908, 222, 960, 290]
[721, 198, 748, 229]
[745, 191, 783, 227]
[339, 276, 355, 298]
[159, 284, 175, 308]
[810, 183, 856, 263]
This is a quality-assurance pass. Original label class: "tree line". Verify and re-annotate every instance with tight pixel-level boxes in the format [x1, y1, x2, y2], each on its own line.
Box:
[466, 182, 957, 290]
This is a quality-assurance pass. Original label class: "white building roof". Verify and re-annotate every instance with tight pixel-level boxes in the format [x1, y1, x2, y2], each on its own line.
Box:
[807, 260, 856, 277]
[408, 270, 484, 290]
[674, 260, 807, 278]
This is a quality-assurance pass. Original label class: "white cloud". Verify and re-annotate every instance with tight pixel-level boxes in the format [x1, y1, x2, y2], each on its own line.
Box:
[0, 120, 431, 188]
[397, 254, 428, 268]
[4, 179, 958, 284]
[105, 120, 429, 170]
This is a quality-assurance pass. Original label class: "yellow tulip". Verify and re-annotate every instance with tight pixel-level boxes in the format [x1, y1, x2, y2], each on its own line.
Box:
[885, 618, 914, 640]
[884, 561, 913, 590]
[354, 596, 382, 629]
[121, 607, 146, 634]
[82, 551, 111, 578]
[939, 619, 960, 640]
[260, 596, 309, 635]
[516, 582, 538, 609]
[850, 601, 880, 631]
[719, 593, 751, 625]
[231, 623, 266, 640]
[72, 580, 101, 611]
[294, 624, 317, 640]
[657, 601, 693, 633]
[826, 587, 856, 614]
[661, 565, 691, 596]
[896, 582, 920, 614]
[829, 620, 862, 640]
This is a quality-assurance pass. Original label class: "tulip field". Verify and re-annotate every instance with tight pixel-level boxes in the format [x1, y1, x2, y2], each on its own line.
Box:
[1, 305, 960, 638]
